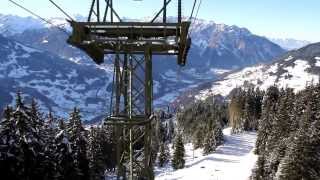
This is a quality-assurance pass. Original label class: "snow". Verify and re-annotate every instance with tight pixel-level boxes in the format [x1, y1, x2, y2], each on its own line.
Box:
[284, 56, 293, 62]
[8, 65, 29, 78]
[278, 60, 319, 89]
[67, 69, 78, 79]
[155, 128, 257, 180]
[315, 57, 320, 66]
[154, 92, 180, 106]
[196, 59, 319, 100]
[154, 80, 161, 94]
[15, 42, 41, 53]
[210, 68, 231, 75]
[195, 65, 272, 99]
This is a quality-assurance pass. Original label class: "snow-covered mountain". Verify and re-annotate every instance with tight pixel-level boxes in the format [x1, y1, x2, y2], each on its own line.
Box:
[190, 20, 285, 69]
[2, 14, 285, 68]
[269, 38, 311, 50]
[0, 35, 113, 120]
[0, 14, 85, 36]
[0, 14, 286, 120]
[194, 42, 320, 101]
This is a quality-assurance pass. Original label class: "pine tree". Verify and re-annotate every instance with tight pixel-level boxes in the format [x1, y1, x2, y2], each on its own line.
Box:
[172, 134, 185, 170]
[251, 155, 266, 180]
[275, 129, 307, 180]
[29, 99, 49, 179]
[55, 119, 77, 180]
[88, 127, 106, 180]
[167, 119, 175, 143]
[158, 120, 167, 143]
[213, 118, 224, 146]
[193, 128, 204, 149]
[0, 93, 46, 180]
[158, 142, 170, 167]
[100, 125, 116, 172]
[41, 111, 59, 180]
[203, 131, 216, 155]
[276, 102, 320, 180]
[203, 117, 218, 155]
[16, 94, 45, 179]
[255, 86, 279, 155]
[0, 106, 21, 180]
[67, 107, 89, 180]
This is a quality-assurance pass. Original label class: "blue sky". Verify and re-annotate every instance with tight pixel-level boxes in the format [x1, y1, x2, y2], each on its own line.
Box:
[2, 0, 320, 41]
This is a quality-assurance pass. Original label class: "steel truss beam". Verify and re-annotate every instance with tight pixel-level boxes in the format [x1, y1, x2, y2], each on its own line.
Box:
[104, 49, 154, 180]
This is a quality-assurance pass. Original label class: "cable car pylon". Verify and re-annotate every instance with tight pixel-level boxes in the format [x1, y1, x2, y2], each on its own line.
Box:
[67, 0, 192, 179]
[7, 0, 198, 178]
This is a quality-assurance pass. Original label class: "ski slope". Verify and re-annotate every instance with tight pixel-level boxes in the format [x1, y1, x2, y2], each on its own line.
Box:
[155, 128, 257, 180]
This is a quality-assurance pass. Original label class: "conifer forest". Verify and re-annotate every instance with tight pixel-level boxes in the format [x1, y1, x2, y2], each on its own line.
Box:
[1, 83, 320, 179]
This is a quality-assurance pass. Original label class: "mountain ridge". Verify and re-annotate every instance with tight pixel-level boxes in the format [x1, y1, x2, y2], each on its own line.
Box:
[192, 42, 320, 101]
[0, 14, 286, 120]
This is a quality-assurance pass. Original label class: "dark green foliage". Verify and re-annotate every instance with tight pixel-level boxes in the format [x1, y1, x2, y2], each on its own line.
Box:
[55, 120, 76, 180]
[177, 96, 226, 150]
[67, 107, 89, 180]
[158, 142, 170, 167]
[229, 87, 264, 133]
[0, 93, 46, 180]
[172, 134, 185, 170]
[0, 92, 117, 180]
[252, 84, 320, 180]
[203, 131, 216, 155]
[88, 127, 106, 180]
[255, 86, 279, 155]
[203, 114, 223, 155]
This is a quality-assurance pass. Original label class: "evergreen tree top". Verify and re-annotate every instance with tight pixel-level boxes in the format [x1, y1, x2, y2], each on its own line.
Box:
[15, 91, 25, 109]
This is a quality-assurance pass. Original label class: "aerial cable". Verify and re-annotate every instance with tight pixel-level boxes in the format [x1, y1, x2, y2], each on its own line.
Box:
[48, 0, 75, 21]
[188, 0, 202, 35]
[194, 0, 202, 21]
[189, 0, 197, 20]
[8, 0, 70, 35]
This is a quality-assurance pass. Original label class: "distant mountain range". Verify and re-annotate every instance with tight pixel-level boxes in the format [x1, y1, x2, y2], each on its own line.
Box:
[191, 42, 320, 102]
[269, 38, 311, 50]
[0, 34, 112, 120]
[0, 14, 286, 120]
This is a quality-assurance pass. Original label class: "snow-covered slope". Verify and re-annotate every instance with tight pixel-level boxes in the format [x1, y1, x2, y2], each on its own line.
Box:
[195, 42, 320, 100]
[155, 128, 257, 180]
[0, 35, 113, 120]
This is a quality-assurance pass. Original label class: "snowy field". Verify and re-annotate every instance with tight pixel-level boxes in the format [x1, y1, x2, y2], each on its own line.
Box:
[155, 128, 257, 180]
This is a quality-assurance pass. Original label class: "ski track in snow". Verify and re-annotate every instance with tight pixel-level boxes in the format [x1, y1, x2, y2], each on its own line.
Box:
[155, 128, 257, 180]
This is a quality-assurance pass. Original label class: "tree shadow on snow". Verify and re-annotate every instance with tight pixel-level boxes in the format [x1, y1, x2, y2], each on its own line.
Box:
[214, 134, 255, 156]
[186, 157, 239, 168]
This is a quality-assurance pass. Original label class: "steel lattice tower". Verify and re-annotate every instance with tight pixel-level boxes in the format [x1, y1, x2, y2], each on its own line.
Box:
[67, 0, 191, 179]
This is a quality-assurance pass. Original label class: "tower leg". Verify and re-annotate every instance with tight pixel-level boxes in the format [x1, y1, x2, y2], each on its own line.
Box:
[108, 49, 154, 180]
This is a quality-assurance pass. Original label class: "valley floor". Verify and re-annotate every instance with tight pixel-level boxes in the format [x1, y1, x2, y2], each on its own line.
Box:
[155, 128, 257, 180]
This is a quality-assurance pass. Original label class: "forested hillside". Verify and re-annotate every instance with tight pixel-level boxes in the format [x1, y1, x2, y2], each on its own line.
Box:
[177, 97, 227, 153]
[226, 84, 320, 179]
[0, 92, 116, 180]
[251, 85, 320, 180]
